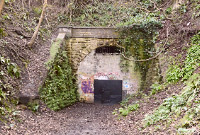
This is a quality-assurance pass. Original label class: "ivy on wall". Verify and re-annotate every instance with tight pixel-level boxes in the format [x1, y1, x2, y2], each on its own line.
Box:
[40, 47, 77, 111]
[118, 15, 162, 92]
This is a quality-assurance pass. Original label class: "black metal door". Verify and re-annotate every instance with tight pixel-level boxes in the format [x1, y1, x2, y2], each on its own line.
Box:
[94, 80, 122, 104]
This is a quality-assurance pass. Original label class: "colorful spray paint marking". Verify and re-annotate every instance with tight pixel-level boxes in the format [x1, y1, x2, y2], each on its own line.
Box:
[81, 79, 94, 93]
[80, 72, 120, 94]
[94, 72, 119, 80]
[123, 80, 133, 91]
[123, 80, 129, 88]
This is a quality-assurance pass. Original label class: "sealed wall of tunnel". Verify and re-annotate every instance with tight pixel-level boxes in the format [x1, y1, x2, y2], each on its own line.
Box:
[63, 27, 161, 103]
[77, 49, 140, 103]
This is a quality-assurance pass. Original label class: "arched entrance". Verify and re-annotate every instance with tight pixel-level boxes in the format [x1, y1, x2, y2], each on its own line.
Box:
[77, 46, 138, 103]
[63, 26, 141, 103]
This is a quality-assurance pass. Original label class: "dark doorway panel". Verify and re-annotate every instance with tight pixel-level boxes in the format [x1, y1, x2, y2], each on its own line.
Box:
[95, 46, 122, 54]
[94, 80, 122, 104]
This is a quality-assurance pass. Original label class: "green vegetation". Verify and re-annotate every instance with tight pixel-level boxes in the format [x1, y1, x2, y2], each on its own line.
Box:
[150, 82, 164, 95]
[0, 55, 20, 121]
[166, 32, 200, 83]
[113, 103, 140, 117]
[60, 0, 164, 27]
[144, 73, 200, 127]
[192, 1, 200, 18]
[0, 87, 11, 121]
[40, 47, 77, 111]
[0, 56, 20, 78]
[113, 94, 142, 117]
[120, 95, 132, 107]
[0, 28, 7, 38]
[70, 1, 137, 26]
[144, 32, 200, 133]
[166, 64, 182, 83]
[27, 100, 40, 113]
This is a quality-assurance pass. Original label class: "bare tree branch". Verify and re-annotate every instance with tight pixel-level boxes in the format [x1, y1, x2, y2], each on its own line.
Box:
[27, 0, 48, 48]
[0, 0, 5, 16]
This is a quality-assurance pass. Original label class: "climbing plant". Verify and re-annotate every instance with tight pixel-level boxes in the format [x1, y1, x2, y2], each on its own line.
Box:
[117, 12, 162, 91]
[40, 47, 77, 111]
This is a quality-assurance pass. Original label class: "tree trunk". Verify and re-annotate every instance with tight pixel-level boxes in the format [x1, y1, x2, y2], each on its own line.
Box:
[173, 0, 183, 9]
[0, 0, 5, 16]
[27, 0, 47, 48]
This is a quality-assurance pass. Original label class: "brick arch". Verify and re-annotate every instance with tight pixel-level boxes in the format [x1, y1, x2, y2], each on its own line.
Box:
[66, 38, 119, 72]
[54, 26, 161, 103]
[62, 27, 141, 103]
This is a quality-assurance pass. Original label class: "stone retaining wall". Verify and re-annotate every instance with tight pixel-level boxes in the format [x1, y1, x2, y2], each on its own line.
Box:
[62, 26, 160, 103]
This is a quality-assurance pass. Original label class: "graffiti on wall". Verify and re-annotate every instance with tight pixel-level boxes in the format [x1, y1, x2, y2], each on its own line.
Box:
[81, 79, 94, 94]
[79, 74, 94, 94]
[123, 80, 132, 90]
[94, 72, 119, 80]
[79, 72, 120, 94]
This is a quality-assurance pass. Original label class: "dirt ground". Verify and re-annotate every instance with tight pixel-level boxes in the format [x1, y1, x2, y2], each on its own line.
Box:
[1, 86, 179, 135]
[1, 103, 134, 135]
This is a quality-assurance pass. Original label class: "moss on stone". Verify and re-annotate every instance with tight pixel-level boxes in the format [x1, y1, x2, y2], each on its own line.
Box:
[119, 28, 160, 92]
[46, 39, 63, 68]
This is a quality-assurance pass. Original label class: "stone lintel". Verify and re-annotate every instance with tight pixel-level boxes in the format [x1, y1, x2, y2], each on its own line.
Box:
[58, 26, 119, 39]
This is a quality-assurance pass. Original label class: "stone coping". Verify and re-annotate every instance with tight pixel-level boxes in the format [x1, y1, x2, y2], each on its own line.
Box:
[58, 26, 119, 39]
[58, 26, 116, 29]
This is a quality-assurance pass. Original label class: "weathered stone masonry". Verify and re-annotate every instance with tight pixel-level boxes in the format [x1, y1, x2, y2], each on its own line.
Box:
[61, 27, 141, 103]
[67, 38, 118, 71]
[19, 26, 161, 104]
[76, 50, 141, 103]
[48, 26, 160, 103]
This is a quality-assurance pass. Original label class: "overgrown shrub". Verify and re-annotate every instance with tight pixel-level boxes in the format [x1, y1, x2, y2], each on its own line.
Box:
[40, 49, 77, 111]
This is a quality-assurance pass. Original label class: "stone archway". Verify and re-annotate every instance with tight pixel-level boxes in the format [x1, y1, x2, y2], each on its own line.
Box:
[62, 26, 141, 103]
[76, 47, 140, 103]
[66, 38, 118, 71]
